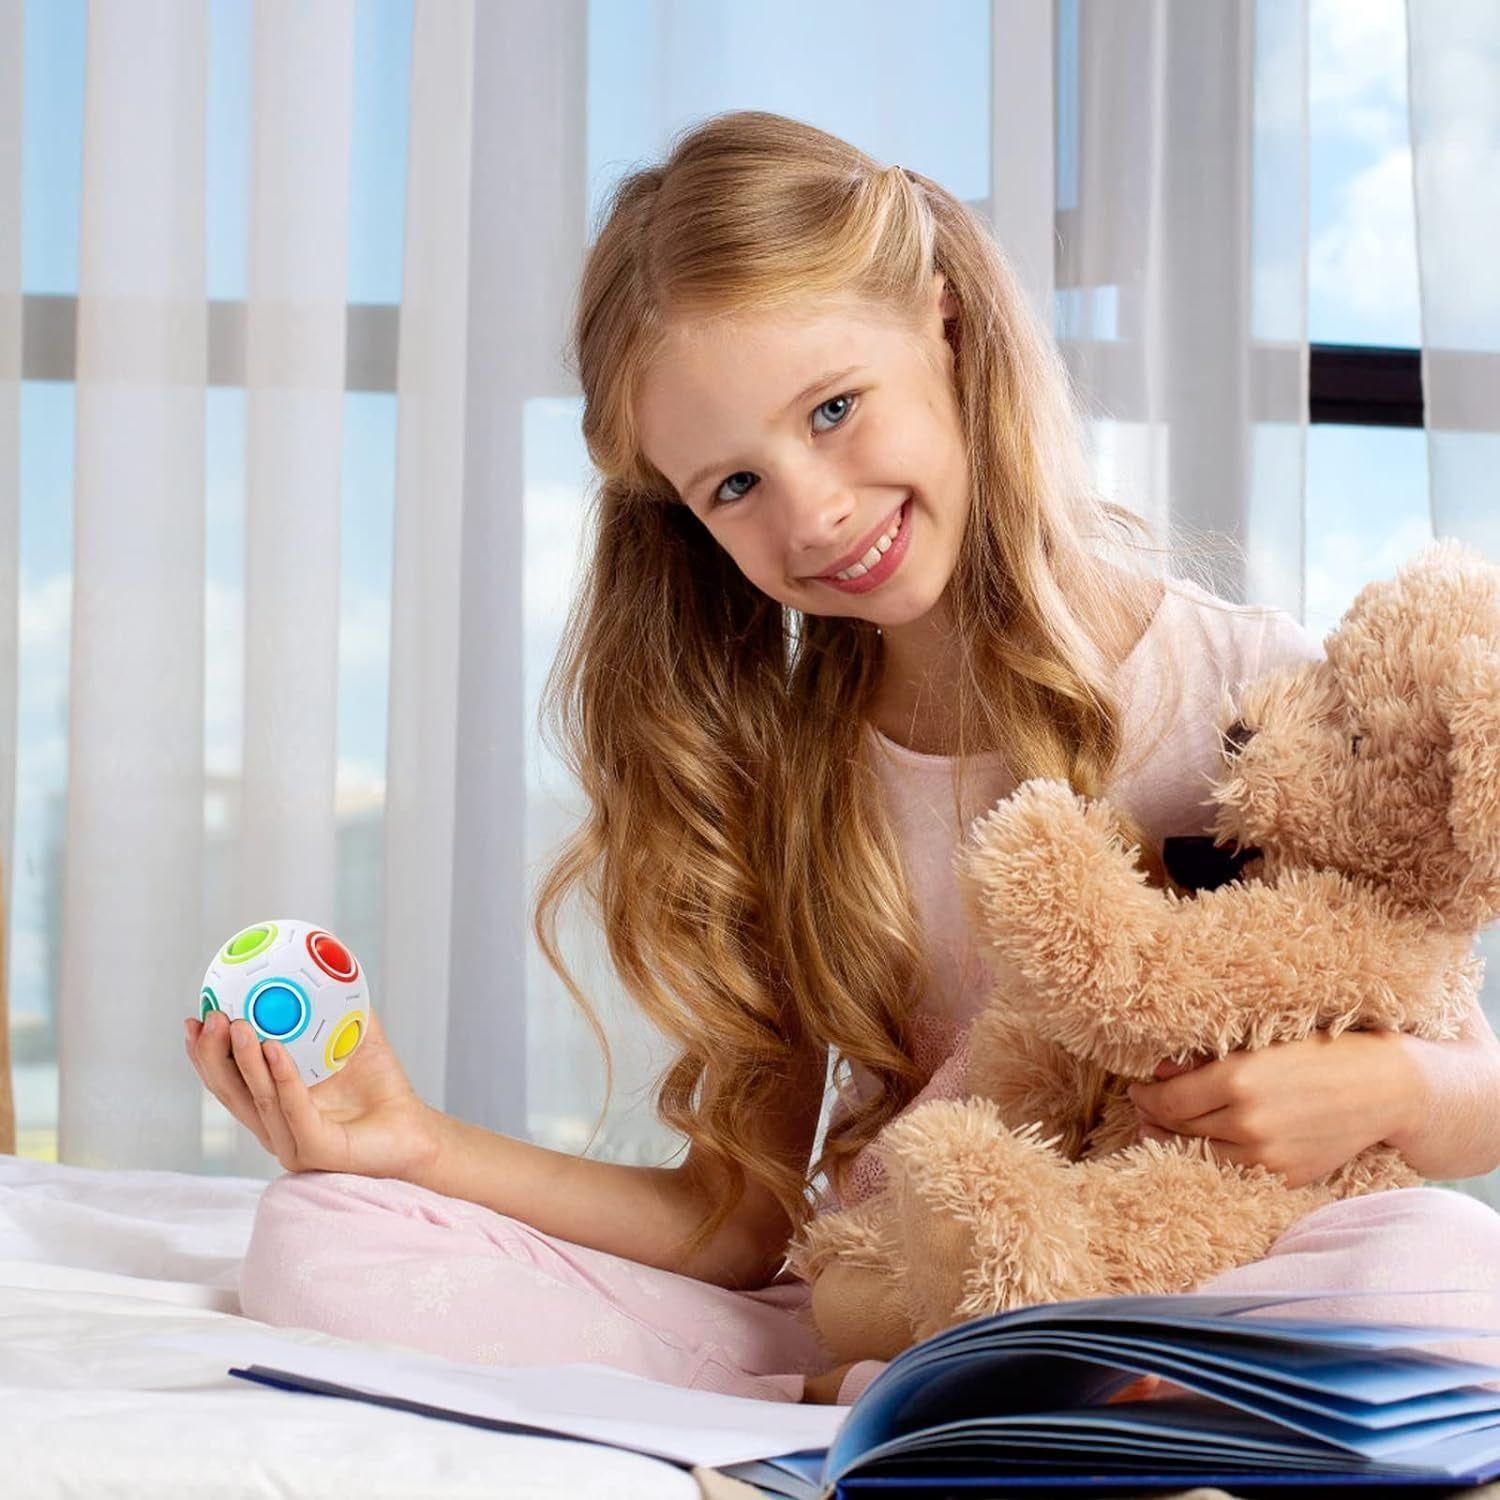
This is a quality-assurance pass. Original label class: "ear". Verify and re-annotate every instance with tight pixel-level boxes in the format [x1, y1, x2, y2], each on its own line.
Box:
[932, 268, 958, 323]
[1436, 635, 1500, 875]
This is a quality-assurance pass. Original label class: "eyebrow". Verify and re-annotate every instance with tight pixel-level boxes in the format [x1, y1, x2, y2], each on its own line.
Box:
[679, 364, 866, 501]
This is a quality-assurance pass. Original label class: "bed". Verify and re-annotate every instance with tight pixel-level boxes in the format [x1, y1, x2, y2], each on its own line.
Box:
[10, 1154, 1499, 1500]
[0, 1153, 741, 1499]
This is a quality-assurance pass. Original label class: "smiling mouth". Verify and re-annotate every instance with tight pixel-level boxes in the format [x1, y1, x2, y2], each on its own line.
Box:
[805, 497, 909, 581]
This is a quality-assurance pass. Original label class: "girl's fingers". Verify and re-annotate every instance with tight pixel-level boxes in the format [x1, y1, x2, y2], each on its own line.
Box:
[227, 1018, 300, 1164]
[187, 1013, 274, 1154]
[259, 1035, 328, 1162]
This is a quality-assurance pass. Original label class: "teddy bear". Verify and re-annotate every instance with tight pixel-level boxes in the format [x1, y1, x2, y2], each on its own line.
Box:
[787, 539, 1500, 1367]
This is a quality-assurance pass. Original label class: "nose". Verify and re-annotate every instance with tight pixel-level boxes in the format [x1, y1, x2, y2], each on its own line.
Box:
[1220, 719, 1255, 758]
[788, 490, 860, 576]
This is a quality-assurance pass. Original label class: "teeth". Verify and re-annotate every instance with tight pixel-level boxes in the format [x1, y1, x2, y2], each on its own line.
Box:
[834, 505, 905, 580]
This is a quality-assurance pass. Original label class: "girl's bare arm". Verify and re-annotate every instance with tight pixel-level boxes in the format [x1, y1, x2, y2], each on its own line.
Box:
[405, 1036, 830, 1290]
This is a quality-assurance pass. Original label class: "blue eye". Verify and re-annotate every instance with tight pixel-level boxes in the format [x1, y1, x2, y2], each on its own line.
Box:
[709, 392, 859, 508]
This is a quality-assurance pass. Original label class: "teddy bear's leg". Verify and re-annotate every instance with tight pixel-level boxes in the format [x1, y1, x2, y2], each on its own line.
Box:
[1082, 1137, 1334, 1293]
[785, 1193, 916, 1365]
[875, 1096, 1096, 1342]
[808, 1258, 916, 1364]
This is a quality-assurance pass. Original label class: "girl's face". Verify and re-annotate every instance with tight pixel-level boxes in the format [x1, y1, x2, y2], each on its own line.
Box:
[635, 273, 966, 627]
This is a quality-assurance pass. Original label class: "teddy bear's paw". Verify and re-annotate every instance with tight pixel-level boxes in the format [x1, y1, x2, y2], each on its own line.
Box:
[787, 1194, 901, 1282]
[875, 1097, 1070, 1210]
[952, 780, 1160, 1026]
[876, 1099, 1093, 1332]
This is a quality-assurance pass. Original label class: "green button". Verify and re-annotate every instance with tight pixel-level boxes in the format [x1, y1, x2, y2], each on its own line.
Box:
[227, 926, 269, 957]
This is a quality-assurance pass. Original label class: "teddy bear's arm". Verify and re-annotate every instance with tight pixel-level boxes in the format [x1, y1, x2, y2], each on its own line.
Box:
[954, 778, 1176, 1074]
[1035, 868, 1476, 1077]
[1168, 868, 1482, 1051]
[955, 780, 1476, 1078]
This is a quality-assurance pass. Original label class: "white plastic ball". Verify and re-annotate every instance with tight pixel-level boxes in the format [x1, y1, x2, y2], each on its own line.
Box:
[198, 918, 370, 1088]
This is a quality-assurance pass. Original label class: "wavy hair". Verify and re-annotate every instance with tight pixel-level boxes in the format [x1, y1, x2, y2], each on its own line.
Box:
[531, 110, 1240, 1274]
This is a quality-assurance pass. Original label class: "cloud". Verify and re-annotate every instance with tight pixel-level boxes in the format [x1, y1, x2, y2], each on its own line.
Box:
[1304, 0, 1424, 340]
[1305, 511, 1433, 637]
[1408, 132, 1500, 338]
[1308, 0, 1499, 343]
[1309, 0, 1408, 150]
[1309, 144, 1421, 335]
[333, 757, 386, 817]
[338, 582, 393, 677]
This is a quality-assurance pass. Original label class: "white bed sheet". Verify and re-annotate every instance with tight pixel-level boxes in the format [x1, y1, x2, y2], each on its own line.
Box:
[0, 1155, 706, 1499]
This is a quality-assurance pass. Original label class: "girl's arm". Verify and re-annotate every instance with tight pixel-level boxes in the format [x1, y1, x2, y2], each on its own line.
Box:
[1129, 993, 1500, 1187]
[406, 1035, 829, 1290]
[1383, 993, 1500, 1180]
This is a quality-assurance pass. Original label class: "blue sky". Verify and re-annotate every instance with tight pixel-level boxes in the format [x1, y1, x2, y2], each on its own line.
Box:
[12, 0, 1434, 1022]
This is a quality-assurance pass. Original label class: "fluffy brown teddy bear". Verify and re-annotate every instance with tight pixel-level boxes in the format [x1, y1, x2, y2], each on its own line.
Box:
[788, 539, 1500, 1367]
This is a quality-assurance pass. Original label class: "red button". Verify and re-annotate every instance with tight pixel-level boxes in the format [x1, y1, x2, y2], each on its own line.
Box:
[307, 931, 358, 981]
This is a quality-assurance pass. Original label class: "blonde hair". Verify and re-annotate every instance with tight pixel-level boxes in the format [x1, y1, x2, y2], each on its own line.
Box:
[532, 110, 1241, 1269]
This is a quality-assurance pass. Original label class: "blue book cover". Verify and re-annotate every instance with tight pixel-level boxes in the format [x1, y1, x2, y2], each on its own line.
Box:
[722, 1291, 1500, 1499]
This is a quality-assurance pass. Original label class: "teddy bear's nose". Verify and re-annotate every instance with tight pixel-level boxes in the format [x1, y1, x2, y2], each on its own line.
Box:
[1221, 719, 1255, 757]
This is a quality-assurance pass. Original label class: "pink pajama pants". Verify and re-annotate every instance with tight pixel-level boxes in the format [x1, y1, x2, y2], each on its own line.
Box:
[237, 1176, 1500, 1407]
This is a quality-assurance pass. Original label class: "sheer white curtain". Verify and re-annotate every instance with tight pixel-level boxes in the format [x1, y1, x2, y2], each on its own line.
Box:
[3, 0, 1496, 1206]
[4, 0, 585, 1175]
[227, 2, 354, 1174]
[1055, 0, 1309, 614]
[61, 0, 209, 1168]
[1406, 1, 1500, 547]
[41, 0, 360, 1172]
[381, 1, 472, 1159]
[437, 0, 584, 1145]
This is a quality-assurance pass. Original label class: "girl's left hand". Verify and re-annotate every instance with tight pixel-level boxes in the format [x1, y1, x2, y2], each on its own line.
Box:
[1128, 1029, 1417, 1189]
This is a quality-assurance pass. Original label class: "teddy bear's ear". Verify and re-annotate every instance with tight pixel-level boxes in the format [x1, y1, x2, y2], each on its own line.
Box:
[1435, 634, 1500, 876]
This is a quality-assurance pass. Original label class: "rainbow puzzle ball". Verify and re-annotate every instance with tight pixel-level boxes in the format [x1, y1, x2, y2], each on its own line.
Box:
[198, 919, 370, 1088]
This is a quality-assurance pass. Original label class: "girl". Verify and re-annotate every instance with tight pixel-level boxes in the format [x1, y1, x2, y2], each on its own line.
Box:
[189, 111, 1500, 1409]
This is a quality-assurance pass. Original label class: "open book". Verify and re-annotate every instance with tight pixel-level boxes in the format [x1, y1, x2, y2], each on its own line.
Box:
[730, 1290, 1500, 1498]
[151, 1290, 1500, 1499]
